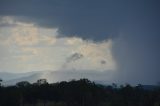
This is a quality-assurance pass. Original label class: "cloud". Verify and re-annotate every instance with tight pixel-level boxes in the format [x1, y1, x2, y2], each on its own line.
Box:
[20, 47, 38, 55]
[62, 37, 117, 71]
[0, 1, 160, 84]
[0, 0, 125, 41]
[12, 25, 39, 46]
[66, 37, 83, 45]
[66, 52, 84, 63]
[100, 60, 106, 65]
[0, 16, 15, 25]
[63, 52, 84, 68]
[0, 17, 58, 47]
[0, 16, 117, 73]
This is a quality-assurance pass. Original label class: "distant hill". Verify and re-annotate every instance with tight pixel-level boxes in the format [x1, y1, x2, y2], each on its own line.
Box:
[1, 71, 160, 90]
[1, 70, 113, 85]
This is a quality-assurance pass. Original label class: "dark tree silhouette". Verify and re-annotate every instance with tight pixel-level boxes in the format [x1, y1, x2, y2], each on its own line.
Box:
[16, 81, 31, 87]
[36, 79, 48, 85]
[0, 79, 160, 106]
[0, 78, 2, 86]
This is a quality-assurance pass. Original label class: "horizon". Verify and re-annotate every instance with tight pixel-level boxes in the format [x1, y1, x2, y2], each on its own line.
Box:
[0, 70, 159, 86]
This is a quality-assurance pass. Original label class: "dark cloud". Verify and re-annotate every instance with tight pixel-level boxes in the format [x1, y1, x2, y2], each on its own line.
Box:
[0, 0, 127, 40]
[112, 32, 160, 85]
[100, 60, 106, 65]
[61, 53, 84, 69]
[66, 53, 83, 63]
[0, 0, 159, 41]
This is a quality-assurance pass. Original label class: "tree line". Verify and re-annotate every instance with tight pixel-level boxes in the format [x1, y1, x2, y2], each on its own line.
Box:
[0, 78, 160, 106]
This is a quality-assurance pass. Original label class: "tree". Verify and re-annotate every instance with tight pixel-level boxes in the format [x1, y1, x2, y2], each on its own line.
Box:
[112, 83, 117, 88]
[0, 78, 3, 86]
[16, 81, 31, 87]
[36, 79, 48, 85]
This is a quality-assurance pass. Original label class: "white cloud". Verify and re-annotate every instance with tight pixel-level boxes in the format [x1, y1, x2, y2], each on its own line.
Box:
[0, 16, 117, 73]
[63, 38, 116, 71]
[12, 25, 39, 46]
[0, 16, 58, 46]
[66, 37, 83, 45]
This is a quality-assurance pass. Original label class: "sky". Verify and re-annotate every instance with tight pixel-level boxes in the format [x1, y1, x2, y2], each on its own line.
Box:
[0, 0, 160, 85]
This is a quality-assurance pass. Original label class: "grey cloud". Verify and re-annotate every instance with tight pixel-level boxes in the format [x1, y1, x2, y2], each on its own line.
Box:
[61, 53, 84, 69]
[0, 0, 126, 41]
[100, 60, 106, 65]
[112, 33, 160, 85]
[66, 53, 83, 63]
[0, 0, 159, 41]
